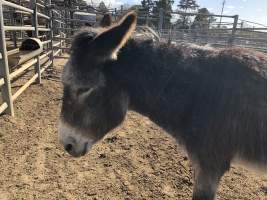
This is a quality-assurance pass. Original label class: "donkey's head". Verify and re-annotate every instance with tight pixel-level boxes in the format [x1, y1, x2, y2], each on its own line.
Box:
[59, 12, 137, 157]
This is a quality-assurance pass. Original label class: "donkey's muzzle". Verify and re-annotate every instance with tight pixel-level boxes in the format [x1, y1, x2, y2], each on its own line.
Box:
[58, 120, 94, 157]
[64, 140, 88, 157]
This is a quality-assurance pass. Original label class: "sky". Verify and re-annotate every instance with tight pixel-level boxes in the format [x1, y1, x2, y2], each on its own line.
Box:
[89, 0, 267, 26]
[197, 0, 267, 26]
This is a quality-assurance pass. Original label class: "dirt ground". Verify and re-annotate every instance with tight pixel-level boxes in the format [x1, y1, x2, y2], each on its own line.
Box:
[0, 58, 267, 200]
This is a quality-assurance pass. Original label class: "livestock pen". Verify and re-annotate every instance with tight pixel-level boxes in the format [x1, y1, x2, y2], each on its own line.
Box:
[0, 0, 63, 116]
[1, 2, 267, 200]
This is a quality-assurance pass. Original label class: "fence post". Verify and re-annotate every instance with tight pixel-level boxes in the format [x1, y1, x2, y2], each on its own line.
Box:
[168, 25, 173, 44]
[70, 10, 74, 36]
[228, 15, 239, 46]
[0, 1, 14, 116]
[59, 12, 63, 56]
[11, 9, 17, 48]
[47, 0, 54, 68]
[114, 8, 117, 20]
[32, 0, 41, 84]
[158, 8, 163, 37]
[145, 13, 149, 26]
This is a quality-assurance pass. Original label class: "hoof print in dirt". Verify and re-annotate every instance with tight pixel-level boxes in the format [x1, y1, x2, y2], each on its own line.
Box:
[99, 153, 106, 159]
[105, 136, 118, 143]
[183, 156, 188, 161]
[103, 163, 112, 167]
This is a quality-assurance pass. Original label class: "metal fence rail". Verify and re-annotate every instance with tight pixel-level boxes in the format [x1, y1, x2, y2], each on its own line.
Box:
[150, 10, 267, 51]
[0, 0, 108, 116]
[0, 0, 64, 116]
[1, 2, 267, 116]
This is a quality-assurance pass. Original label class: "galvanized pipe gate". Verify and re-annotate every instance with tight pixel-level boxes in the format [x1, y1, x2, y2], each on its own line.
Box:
[1, 2, 267, 116]
[0, 0, 62, 116]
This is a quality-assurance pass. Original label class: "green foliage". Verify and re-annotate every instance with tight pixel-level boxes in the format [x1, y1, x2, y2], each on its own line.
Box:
[58, 0, 87, 7]
[176, 0, 199, 29]
[128, 5, 143, 11]
[192, 8, 216, 29]
[98, 1, 109, 13]
[78, 0, 87, 6]
[178, 0, 199, 11]
[141, 0, 154, 13]
[152, 0, 174, 29]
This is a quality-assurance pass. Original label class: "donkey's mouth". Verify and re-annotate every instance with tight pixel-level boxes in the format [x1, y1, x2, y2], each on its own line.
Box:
[64, 140, 92, 157]
[58, 120, 95, 157]
[81, 142, 89, 156]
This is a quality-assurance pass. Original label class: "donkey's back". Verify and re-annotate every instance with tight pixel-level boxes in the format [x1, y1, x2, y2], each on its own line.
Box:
[117, 40, 267, 169]
[177, 47, 267, 165]
[148, 45, 267, 163]
[158, 45, 267, 199]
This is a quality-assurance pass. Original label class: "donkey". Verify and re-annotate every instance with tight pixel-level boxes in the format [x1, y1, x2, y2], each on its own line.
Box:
[58, 11, 267, 200]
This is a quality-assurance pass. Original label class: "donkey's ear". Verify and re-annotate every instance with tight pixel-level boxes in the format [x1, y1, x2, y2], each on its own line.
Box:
[93, 11, 137, 57]
[99, 14, 112, 27]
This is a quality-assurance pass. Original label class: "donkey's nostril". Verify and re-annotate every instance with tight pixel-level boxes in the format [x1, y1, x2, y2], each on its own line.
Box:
[64, 143, 73, 152]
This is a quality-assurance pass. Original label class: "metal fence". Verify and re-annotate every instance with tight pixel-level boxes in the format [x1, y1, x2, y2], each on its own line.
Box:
[1, 2, 267, 116]
[0, 0, 118, 116]
[0, 0, 63, 116]
[146, 10, 267, 52]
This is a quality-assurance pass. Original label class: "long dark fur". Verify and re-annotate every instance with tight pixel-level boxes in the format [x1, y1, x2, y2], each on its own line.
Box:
[61, 12, 267, 200]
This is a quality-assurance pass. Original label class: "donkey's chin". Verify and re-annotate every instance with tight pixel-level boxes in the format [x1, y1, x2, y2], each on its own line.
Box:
[58, 120, 95, 157]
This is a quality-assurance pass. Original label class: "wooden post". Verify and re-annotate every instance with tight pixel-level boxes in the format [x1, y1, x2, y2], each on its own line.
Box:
[228, 15, 239, 46]
[0, 1, 14, 116]
[32, 0, 41, 83]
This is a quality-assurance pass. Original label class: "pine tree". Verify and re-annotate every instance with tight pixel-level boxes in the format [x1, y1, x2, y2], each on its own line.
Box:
[192, 8, 216, 30]
[98, 1, 108, 13]
[152, 0, 174, 29]
[178, 0, 199, 11]
[141, 0, 154, 14]
[177, 0, 199, 27]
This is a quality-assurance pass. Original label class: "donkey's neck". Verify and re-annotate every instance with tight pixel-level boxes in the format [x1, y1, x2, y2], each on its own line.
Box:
[105, 39, 202, 132]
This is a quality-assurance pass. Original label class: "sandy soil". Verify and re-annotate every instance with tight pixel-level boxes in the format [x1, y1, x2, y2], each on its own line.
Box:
[0, 58, 267, 200]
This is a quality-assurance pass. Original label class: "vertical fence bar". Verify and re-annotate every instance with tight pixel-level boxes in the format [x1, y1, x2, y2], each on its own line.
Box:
[32, 0, 41, 83]
[168, 25, 173, 44]
[114, 8, 117, 20]
[228, 15, 239, 46]
[59, 12, 63, 56]
[11, 8, 17, 48]
[0, 1, 14, 116]
[158, 8, 163, 37]
[47, 0, 54, 68]
[64, 8, 69, 41]
[145, 12, 149, 26]
[70, 9, 74, 36]
[19, 0, 23, 39]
